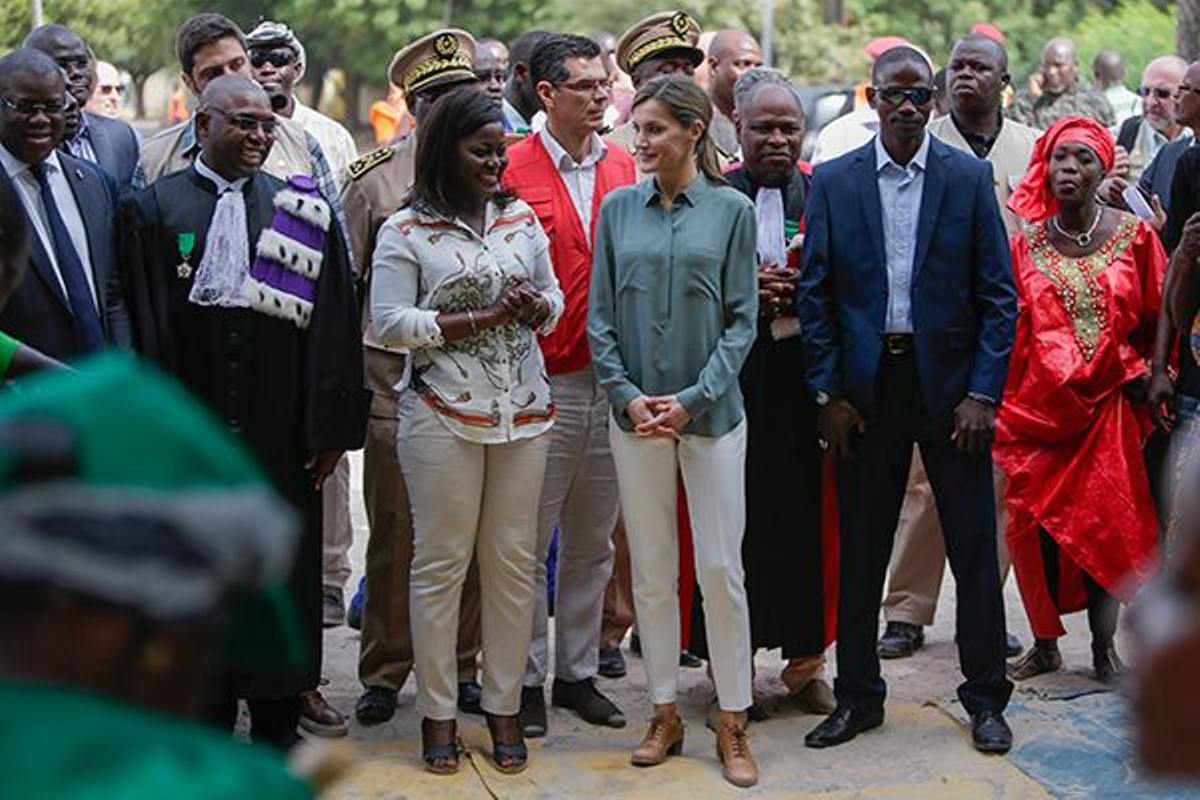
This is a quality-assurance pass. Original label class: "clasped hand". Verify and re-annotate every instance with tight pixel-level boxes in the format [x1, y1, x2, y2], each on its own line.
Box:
[758, 263, 798, 320]
[490, 276, 549, 327]
[626, 395, 691, 439]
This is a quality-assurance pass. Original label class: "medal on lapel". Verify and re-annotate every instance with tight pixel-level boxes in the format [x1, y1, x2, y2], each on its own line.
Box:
[176, 232, 196, 279]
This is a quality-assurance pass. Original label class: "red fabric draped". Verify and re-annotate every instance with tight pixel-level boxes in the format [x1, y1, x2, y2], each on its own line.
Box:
[995, 217, 1164, 638]
[1007, 116, 1116, 224]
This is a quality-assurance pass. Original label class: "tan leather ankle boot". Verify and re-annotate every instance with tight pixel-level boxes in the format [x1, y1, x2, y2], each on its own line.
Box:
[630, 711, 684, 767]
[716, 713, 758, 788]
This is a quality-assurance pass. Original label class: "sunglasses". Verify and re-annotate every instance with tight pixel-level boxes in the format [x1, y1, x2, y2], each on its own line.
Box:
[207, 107, 277, 135]
[1138, 86, 1176, 100]
[0, 95, 68, 116]
[97, 84, 125, 96]
[873, 86, 934, 107]
[250, 50, 297, 69]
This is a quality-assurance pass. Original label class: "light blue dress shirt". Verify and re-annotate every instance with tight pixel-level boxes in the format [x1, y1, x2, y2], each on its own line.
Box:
[874, 133, 929, 334]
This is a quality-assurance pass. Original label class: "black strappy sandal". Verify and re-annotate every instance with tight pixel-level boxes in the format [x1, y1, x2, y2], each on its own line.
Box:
[485, 712, 528, 774]
[421, 718, 461, 775]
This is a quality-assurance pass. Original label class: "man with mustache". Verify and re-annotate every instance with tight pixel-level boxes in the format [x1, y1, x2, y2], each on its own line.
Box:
[120, 74, 367, 750]
[878, 34, 1038, 663]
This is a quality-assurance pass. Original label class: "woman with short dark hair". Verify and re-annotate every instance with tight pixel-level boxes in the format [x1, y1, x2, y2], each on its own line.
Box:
[371, 86, 563, 775]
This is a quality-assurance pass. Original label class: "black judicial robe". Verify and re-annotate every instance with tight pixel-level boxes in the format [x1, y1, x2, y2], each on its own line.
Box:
[690, 165, 833, 660]
[120, 167, 368, 697]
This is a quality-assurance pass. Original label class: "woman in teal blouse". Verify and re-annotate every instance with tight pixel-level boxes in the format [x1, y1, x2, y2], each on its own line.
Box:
[587, 75, 760, 788]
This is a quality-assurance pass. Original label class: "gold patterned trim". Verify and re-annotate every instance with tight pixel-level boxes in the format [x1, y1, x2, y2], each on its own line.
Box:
[627, 35, 693, 71]
[1025, 216, 1139, 361]
[403, 52, 474, 94]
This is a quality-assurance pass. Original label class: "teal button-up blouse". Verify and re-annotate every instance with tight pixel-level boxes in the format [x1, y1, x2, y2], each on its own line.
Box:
[588, 174, 758, 436]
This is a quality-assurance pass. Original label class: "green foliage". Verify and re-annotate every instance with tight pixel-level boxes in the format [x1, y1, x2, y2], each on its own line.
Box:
[1070, 0, 1176, 86]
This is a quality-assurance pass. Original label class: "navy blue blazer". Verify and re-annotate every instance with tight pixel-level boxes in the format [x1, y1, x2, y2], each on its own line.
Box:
[0, 152, 131, 360]
[796, 136, 1017, 417]
[84, 112, 140, 194]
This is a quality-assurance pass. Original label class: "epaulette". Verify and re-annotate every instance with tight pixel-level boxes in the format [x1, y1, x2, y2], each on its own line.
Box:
[347, 146, 395, 181]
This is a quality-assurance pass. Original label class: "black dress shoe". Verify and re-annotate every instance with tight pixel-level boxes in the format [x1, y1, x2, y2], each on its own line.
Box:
[1005, 632, 1024, 659]
[804, 706, 884, 749]
[598, 647, 627, 679]
[551, 678, 626, 728]
[355, 686, 398, 725]
[457, 680, 483, 716]
[877, 622, 924, 659]
[971, 709, 1012, 754]
[519, 685, 547, 738]
[679, 650, 703, 668]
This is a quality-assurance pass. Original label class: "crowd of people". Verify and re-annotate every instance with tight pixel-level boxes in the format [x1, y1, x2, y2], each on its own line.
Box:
[2, 7, 1200, 795]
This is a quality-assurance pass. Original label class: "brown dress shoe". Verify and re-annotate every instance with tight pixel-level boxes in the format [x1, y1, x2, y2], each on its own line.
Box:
[717, 714, 758, 788]
[1007, 643, 1062, 681]
[299, 689, 348, 737]
[631, 712, 685, 766]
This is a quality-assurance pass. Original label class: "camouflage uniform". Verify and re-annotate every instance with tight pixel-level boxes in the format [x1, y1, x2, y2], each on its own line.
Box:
[1008, 82, 1116, 129]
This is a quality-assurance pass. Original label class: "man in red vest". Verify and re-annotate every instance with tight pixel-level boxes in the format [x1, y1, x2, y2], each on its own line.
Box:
[502, 33, 637, 738]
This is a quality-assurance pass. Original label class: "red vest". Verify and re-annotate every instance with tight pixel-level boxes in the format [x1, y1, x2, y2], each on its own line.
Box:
[503, 132, 636, 375]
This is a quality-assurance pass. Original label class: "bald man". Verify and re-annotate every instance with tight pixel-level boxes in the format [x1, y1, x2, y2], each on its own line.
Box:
[1095, 50, 1141, 125]
[120, 74, 367, 749]
[706, 30, 763, 157]
[1009, 37, 1115, 128]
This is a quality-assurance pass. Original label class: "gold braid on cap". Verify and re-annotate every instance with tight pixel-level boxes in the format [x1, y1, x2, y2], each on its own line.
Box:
[627, 33, 691, 71]
[404, 51, 474, 94]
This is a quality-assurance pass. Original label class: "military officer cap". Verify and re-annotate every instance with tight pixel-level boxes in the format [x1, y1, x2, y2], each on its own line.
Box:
[388, 28, 477, 98]
[616, 11, 704, 75]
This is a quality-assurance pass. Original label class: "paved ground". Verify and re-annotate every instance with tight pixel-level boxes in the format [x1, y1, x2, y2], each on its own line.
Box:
[317, 456, 1198, 799]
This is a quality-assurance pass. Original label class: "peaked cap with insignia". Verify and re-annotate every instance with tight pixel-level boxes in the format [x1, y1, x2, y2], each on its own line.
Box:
[388, 28, 477, 98]
[616, 11, 704, 74]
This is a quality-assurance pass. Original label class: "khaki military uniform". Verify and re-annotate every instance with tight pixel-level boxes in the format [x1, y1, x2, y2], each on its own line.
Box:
[340, 136, 482, 691]
[1008, 82, 1116, 129]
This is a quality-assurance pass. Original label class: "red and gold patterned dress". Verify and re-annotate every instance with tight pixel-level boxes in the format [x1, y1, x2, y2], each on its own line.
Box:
[995, 215, 1166, 638]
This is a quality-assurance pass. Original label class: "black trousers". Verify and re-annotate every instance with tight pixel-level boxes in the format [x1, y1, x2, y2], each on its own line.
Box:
[834, 350, 1013, 716]
[207, 693, 302, 751]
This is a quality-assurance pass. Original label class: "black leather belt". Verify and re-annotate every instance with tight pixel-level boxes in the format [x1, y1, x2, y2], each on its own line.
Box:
[883, 333, 914, 355]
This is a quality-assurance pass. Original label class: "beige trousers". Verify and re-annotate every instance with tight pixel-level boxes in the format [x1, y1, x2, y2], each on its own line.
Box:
[358, 403, 481, 691]
[526, 367, 621, 686]
[321, 456, 353, 589]
[883, 446, 1012, 626]
[399, 394, 550, 720]
[610, 417, 753, 712]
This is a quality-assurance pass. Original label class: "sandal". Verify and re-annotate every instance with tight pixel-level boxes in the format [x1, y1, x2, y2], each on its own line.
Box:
[486, 712, 528, 774]
[421, 717, 461, 775]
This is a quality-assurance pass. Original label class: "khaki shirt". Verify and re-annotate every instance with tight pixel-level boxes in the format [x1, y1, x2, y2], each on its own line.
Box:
[339, 136, 416, 411]
[927, 114, 1040, 236]
[137, 116, 316, 187]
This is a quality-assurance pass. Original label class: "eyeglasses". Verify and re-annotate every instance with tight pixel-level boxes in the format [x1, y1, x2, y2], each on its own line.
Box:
[1139, 86, 1176, 100]
[96, 84, 125, 97]
[206, 107, 277, 135]
[474, 69, 507, 83]
[556, 78, 614, 96]
[873, 86, 934, 107]
[0, 95, 68, 116]
[250, 50, 297, 69]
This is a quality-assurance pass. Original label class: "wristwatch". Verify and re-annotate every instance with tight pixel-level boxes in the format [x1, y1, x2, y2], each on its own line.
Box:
[815, 390, 833, 407]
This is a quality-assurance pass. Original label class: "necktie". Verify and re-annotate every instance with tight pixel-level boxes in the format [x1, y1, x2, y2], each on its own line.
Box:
[29, 161, 103, 351]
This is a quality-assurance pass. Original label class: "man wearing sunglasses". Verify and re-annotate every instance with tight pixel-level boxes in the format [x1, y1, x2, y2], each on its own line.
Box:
[1111, 56, 1189, 188]
[135, 13, 347, 264]
[797, 45, 1016, 755]
[246, 21, 357, 192]
[0, 48, 129, 362]
[23, 25, 140, 194]
[85, 61, 125, 119]
[120, 74, 366, 752]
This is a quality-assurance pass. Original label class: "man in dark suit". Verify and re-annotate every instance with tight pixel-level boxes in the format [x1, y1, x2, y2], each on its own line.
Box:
[0, 48, 129, 360]
[796, 46, 1017, 754]
[24, 25, 140, 193]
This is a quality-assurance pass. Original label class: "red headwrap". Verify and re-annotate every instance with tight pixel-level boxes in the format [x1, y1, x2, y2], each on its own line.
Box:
[1007, 116, 1116, 223]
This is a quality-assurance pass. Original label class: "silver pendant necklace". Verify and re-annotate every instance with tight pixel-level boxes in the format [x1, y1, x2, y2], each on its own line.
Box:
[1050, 206, 1102, 248]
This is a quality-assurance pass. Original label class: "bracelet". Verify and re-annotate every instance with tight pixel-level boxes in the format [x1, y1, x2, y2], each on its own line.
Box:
[467, 310, 478, 335]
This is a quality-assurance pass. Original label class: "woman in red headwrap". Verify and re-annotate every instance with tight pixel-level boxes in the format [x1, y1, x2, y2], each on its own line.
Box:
[997, 116, 1166, 682]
